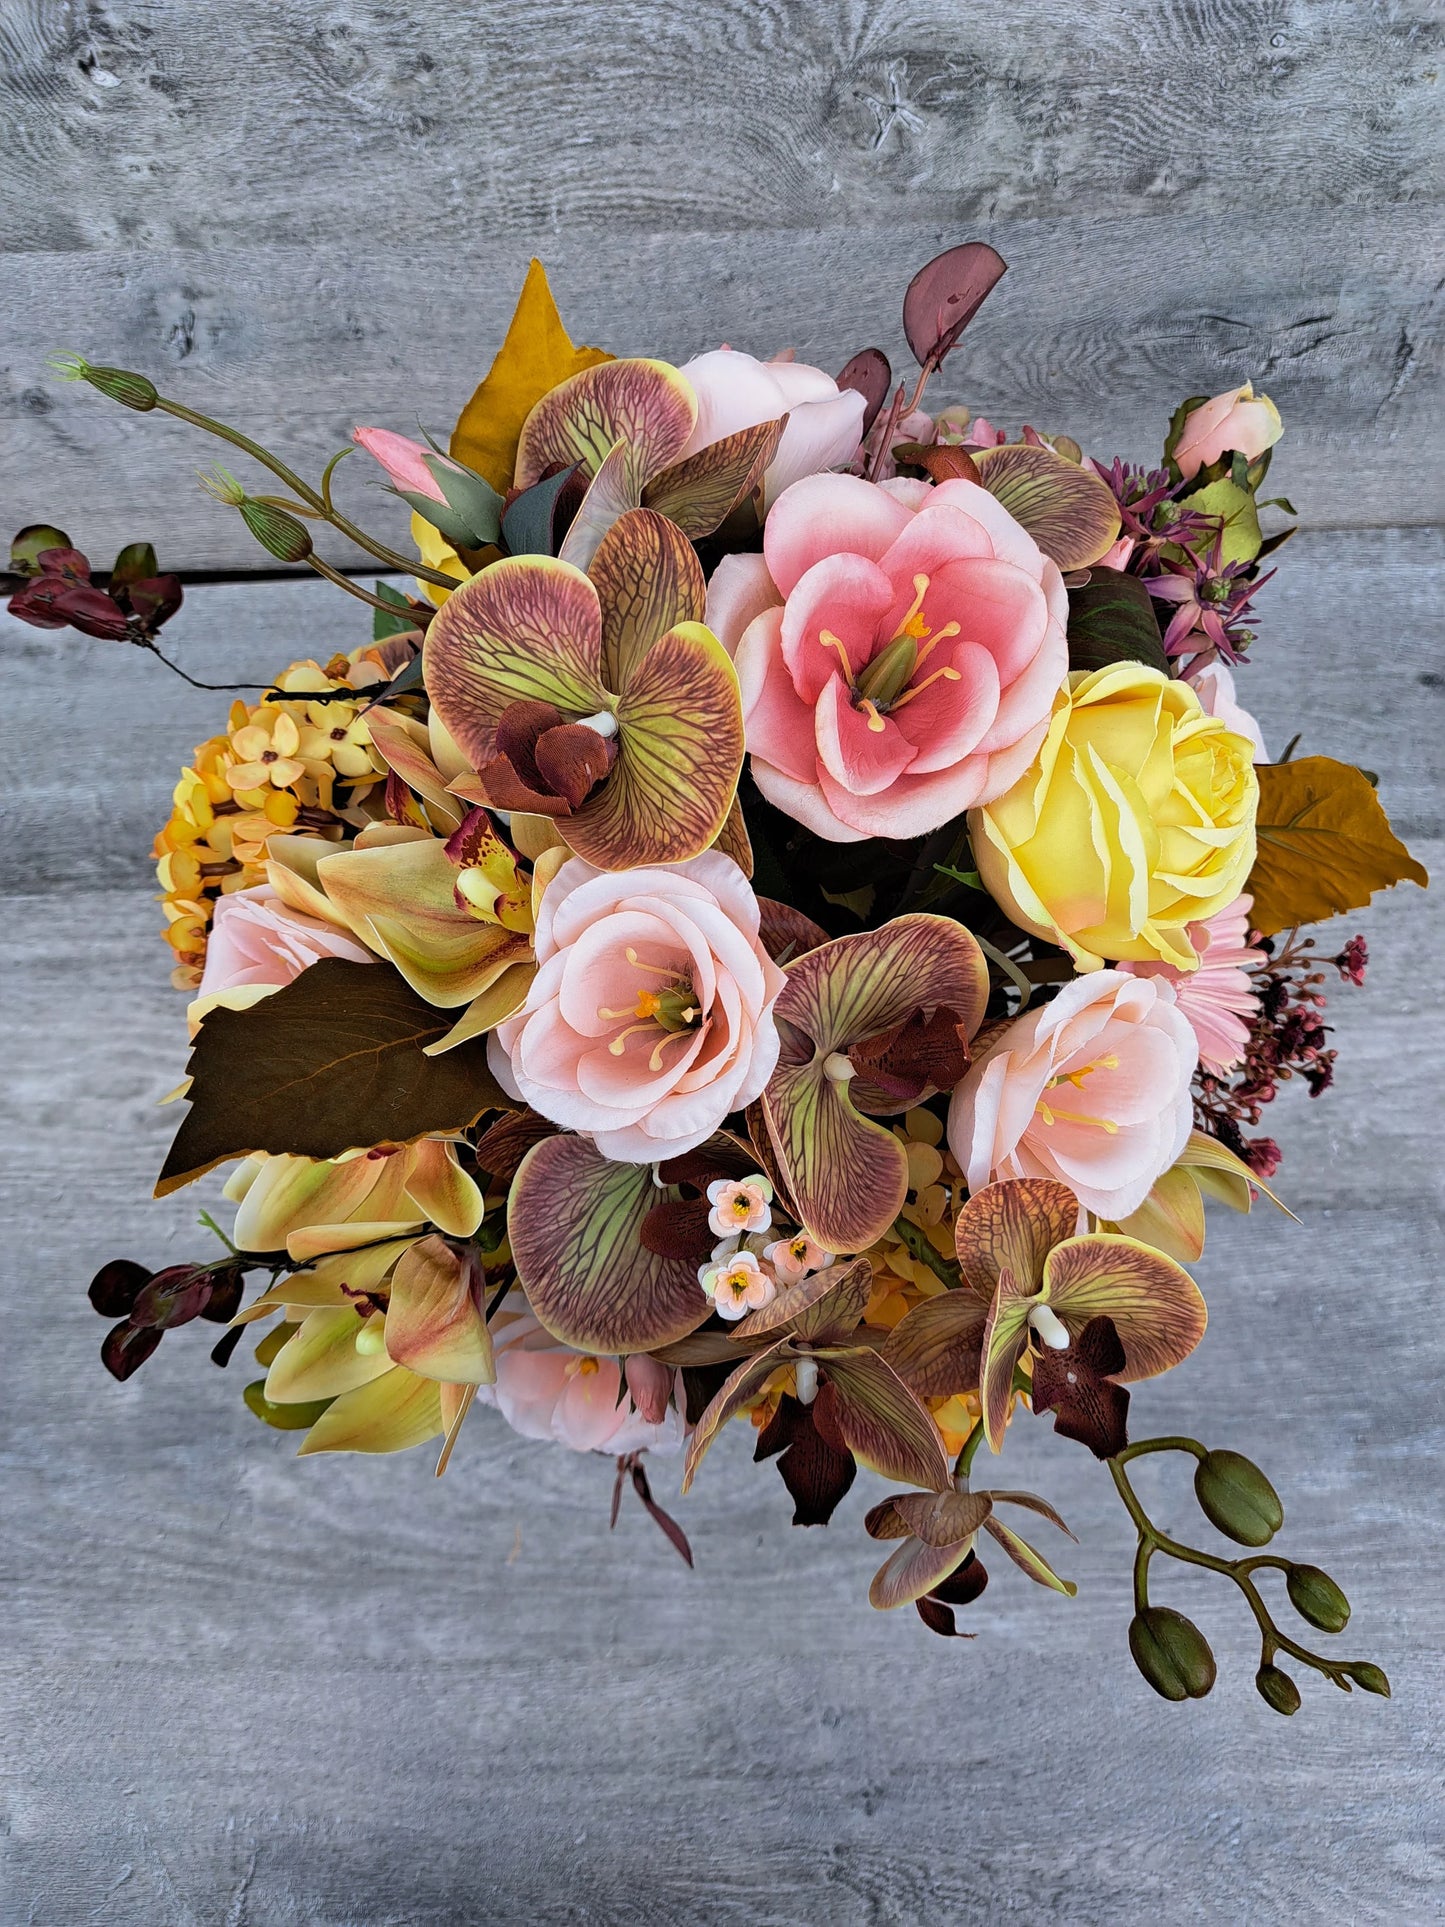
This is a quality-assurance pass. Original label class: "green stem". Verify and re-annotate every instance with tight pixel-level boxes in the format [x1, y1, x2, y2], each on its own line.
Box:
[954, 1423, 985, 1482]
[893, 1214, 961, 1289]
[308, 555, 424, 615]
[157, 398, 458, 587]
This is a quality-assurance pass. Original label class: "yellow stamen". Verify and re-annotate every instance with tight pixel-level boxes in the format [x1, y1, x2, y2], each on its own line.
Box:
[1036, 1101, 1119, 1135]
[648, 1028, 698, 1072]
[818, 628, 855, 682]
[896, 573, 931, 636]
[888, 664, 962, 713]
[625, 947, 678, 978]
[911, 619, 960, 669]
[857, 697, 888, 733]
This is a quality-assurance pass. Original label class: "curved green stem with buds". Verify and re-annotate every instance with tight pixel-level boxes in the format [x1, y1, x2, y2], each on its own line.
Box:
[1108, 1440, 1390, 1706]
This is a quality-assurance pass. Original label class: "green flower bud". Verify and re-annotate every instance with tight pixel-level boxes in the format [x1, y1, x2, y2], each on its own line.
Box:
[1255, 1663, 1301, 1716]
[1342, 1661, 1390, 1698]
[50, 353, 158, 411]
[1128, 1607, 1217, 1701]
[1193, 1448, 1283, 1546]
[238, 498, 314, 563]
[1286, 1564, 1350, 1635]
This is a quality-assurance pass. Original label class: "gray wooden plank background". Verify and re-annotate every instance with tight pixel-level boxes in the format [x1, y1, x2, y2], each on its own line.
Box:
[1, 3, 1442, 1922]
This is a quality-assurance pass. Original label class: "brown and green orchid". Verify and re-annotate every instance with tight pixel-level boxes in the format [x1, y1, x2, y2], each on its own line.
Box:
[515, 354, 785, 568]
[424, 506, 745, 869]
[865, 1479, 1078, 1628]
[753, 915, 989, 1255]
[953, 1178, 1209, 1454]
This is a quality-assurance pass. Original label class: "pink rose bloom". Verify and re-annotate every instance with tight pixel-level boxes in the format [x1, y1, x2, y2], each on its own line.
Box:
[1187, 660, 1268, 762]
[479, 1298, 688, 1455]
[195, 886, 373, 1005]
[677, 349, 866, 508]
[705, 472, 1069, 842]
[1173, 382, 1283, 482]
[948, 971, 1198, 1220]
[489, 851, 786, 1162]
[1120, 894, 1263, 1074]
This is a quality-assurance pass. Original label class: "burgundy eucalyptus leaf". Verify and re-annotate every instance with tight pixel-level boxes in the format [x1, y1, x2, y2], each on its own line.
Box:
[902, 243, 1007, 371]
[130, 1264, 213, 1330]
[88, 1259, 152, 1318]
[835, 349, 892, 437]
[101, 1319, 164, 1382]
[199, 1264, 246, 1324]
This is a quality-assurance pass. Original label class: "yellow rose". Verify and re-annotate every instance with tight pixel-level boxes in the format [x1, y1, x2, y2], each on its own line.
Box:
[969, 662, 1258, 971]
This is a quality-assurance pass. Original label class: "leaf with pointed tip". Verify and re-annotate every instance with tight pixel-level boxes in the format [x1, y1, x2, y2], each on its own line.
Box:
[881, 1290, 988, 1398]
[902, 243, 1007, 369]
[1181, 1128, 1294, 1218]
[516, 358, 696, 491]
[450, 258, 613, 492]
[1065, 567, 1169, 675]
[297, 1366, 444, 1456]
[1177, 475, 1262, 567]
[1040, 1233, 1208, 1383]
[869, 1532, 978, 1610]
[1108, 1163, 1206, 1263]
[982, 1515, 1077, 1595]
[819, 1349, 950, 1489]
[509, 1133, 710, 1354]
[974, 443, 1122, 571]
[565, 619, 743, 868]
[1249, 755, 1428, 937]
[681, 1337, 791, 1493]
[759, 916, 988, 1253]
[501, 463, 583, 558]
[979, 1265, 1037, 1452]
[384, 1235, 494, 1385]
[316, 839, 529, 1008]
[422, 961, 536, 1054]
[155, 961, 508, 1196]
[955, 1177, 1077, 1299]
[266, 1306, 392, 1404]
[836, 349, 891, 436]
[643, 416, 785, 537]
[587, 506, 706, 689]
[424, 554, 609, 770]
[892, 1489, 994, 1547]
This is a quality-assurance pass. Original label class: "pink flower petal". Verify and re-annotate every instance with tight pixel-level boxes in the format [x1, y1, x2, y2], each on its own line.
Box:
[780, 552, 894, 702]
[814, 673, 917, 796]
[763, 472, 913, 598]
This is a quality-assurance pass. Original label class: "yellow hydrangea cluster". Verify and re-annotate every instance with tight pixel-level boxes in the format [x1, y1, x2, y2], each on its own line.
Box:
[153, 650, 390, 988]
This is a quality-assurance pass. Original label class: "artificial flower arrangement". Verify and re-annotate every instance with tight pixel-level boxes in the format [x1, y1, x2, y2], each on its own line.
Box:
[14, 244, 1427, 1710]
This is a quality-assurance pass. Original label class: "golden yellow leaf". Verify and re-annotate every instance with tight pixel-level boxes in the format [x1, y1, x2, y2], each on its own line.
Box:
[449, 259, 613, 492]
[1249, 756, 1428, 936]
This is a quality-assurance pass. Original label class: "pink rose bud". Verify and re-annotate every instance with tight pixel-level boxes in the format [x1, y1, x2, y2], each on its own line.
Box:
[624, 1353, 674, 1425]
[353, 426, 448, 501]
[1172, 382, 1282, 482]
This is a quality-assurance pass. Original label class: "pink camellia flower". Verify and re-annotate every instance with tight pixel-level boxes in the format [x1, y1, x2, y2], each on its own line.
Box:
[676, 349, 866, 507]
[1187, 660, 1268, 762]
[699, 1247, 777, 1320]
[1172, 382, 1283, 482]
[762, 1231, 835, 1284]
[705, 472, 1069, 842]
[478, 1297, 688, 1454]
[706, 1174, 773, 1238]
[947, 971, 1198, 1220]
[193, 885, 373, 1014]
[352, 425, 456, 502]
[1119, 895, 1264, 1075]
[489, 850, 786, 1162]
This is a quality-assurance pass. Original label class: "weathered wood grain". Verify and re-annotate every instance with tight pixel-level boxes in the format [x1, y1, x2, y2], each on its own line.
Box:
[0, 870, 1439, 1925]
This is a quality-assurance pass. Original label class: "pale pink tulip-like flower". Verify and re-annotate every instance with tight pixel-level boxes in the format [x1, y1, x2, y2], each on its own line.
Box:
[352, 425, 460, 502]
[699, 1248, 777, 1320]
[1172, 382, 1282, 482]
[706, 1175, 774, 1238]
[948, 971, 1198, 1220]
[488, 851, 786, 1162]
[762, 1232, 835, 1284]
[705, 472, 1069, 842]
[1187, 660, 1268, 762]
[676, 349, 866, 507]
[478, 1298, 688, 1455]
[1119, 895, 1264, 1075]
[194, 885, 373, 1013]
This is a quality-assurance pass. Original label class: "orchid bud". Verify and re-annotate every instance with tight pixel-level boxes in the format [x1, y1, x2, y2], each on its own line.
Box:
[1286, 1564, 1350, 1635]
[1255, 1663, 1301, 1716]
[1128, 1607, 1216, 1701]
[623, 1353, 673, 1425]
[1194, 1449, 1283, 1546]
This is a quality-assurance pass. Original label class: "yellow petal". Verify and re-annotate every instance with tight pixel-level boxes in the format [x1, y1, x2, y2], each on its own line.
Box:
[384, 1235, 495, 1385]
[265, 1305, 394, 1403]
[297, 1367, 444, 1456]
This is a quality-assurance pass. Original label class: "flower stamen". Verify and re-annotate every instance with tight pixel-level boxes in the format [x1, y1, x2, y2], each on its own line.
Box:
[888, 664, 962, 713]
